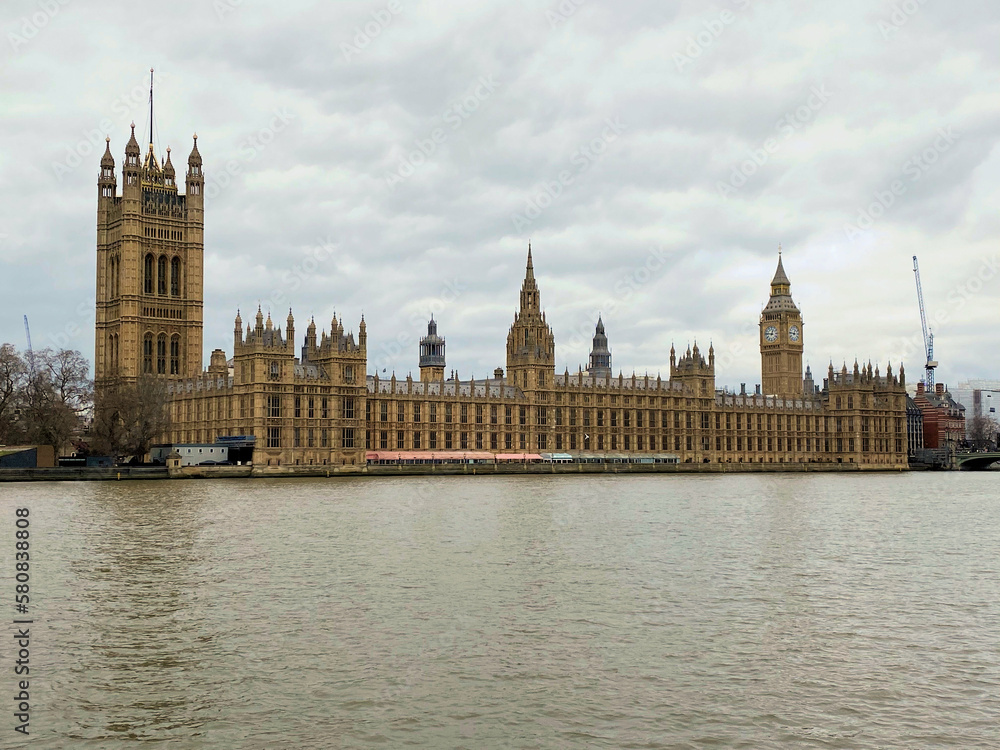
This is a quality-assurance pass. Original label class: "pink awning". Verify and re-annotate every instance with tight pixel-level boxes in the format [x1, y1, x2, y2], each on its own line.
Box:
[366, 451, 495, 461]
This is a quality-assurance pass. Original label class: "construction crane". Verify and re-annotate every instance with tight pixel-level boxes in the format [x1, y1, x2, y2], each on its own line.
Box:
[912, 255, 937, 389]
[23, 314, 35, 379]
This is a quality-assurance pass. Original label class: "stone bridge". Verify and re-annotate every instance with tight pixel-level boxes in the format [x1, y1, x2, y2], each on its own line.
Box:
[956, 452, 1000, 470]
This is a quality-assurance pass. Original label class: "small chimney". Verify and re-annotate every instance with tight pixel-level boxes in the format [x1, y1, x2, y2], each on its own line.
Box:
[755, 384, 761, 395]
[936, 382, 944, 395]
[494, 367, 503, 380]
[740, 383, 746, 395]
[208, 349, 227, 374]
[917, 381, 925, 395]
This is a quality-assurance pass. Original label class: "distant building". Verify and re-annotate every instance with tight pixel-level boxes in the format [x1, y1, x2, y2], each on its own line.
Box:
[905, 396, 924, 457]
[952, 380, 1000, 424]
[913, 382, 965, 450]
[0, 445, 56, 468]
[973, 389, 1000, 419]
[150, 443, 229, 466]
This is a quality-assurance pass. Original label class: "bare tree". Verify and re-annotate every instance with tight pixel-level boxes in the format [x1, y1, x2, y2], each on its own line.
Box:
[19, 348, 93, 454]
[0, 343, 27, 444]
[36, 348, 92, 416]
[967, 414, 1000, 449]
[91, 376, 171, 459]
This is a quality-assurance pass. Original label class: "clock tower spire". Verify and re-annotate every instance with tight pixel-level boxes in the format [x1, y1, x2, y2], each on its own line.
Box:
[760, 247, 804, 397]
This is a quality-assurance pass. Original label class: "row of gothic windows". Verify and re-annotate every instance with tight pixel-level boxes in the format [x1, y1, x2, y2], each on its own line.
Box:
[142, 333, 182, 375]
[107, 256, 121, 298]
[106, 333, 120, 371]
[143, 254, 182, 297]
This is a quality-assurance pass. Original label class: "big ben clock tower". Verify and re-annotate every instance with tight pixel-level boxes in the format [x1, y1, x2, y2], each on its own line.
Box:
[760, 249, 803, 397]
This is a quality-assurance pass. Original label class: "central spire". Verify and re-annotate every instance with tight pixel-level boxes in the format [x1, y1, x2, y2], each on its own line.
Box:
[507, 242, 556, 386]
[519, 242, 540, 316]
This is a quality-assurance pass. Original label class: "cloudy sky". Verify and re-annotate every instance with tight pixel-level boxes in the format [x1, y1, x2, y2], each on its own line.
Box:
[2, 0, 998, 390]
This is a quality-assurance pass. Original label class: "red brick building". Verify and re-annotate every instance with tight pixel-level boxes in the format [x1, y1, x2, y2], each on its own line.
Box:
[913, 382, 965, 450]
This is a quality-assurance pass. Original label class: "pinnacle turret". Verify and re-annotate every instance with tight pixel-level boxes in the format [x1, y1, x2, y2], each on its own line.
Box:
[125, 122, 140, 159]
[101, 137, 115, 168]
[188, 133, 202, 167]
[587, 316, 612, 379]
[419, 315, 446, 381]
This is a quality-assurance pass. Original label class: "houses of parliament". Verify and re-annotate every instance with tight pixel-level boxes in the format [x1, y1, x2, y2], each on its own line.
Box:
[94, 122, 909, 470]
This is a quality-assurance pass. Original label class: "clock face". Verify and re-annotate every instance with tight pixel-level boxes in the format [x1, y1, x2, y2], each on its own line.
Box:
[789, 325, 800, 342]
[764, 326, 778, 342]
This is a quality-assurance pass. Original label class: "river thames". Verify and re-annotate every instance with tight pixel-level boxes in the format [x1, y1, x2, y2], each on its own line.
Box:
[2, 473, 999, 748]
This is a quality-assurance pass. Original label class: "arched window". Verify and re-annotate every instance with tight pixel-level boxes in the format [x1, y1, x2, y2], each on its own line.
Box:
[170, 335, 180, 375]
[157, 334, 167, 375]
[143, 334, 154, 373]
[170, 257, 180, 296]
[144, 254, 154, 294]
[113, 334, 119, 372]
[157, 256, 167, 296]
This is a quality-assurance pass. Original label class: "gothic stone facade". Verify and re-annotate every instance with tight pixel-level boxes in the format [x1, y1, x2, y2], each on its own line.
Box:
[95, 125, 204, 385]
[95, 134, 908, 469]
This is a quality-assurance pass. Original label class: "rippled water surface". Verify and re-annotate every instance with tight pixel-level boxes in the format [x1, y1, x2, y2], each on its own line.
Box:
[3, 473, 1000, 748]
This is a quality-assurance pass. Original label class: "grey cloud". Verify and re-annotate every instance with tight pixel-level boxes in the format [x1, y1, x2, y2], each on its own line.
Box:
[1, 0, 998, 389]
